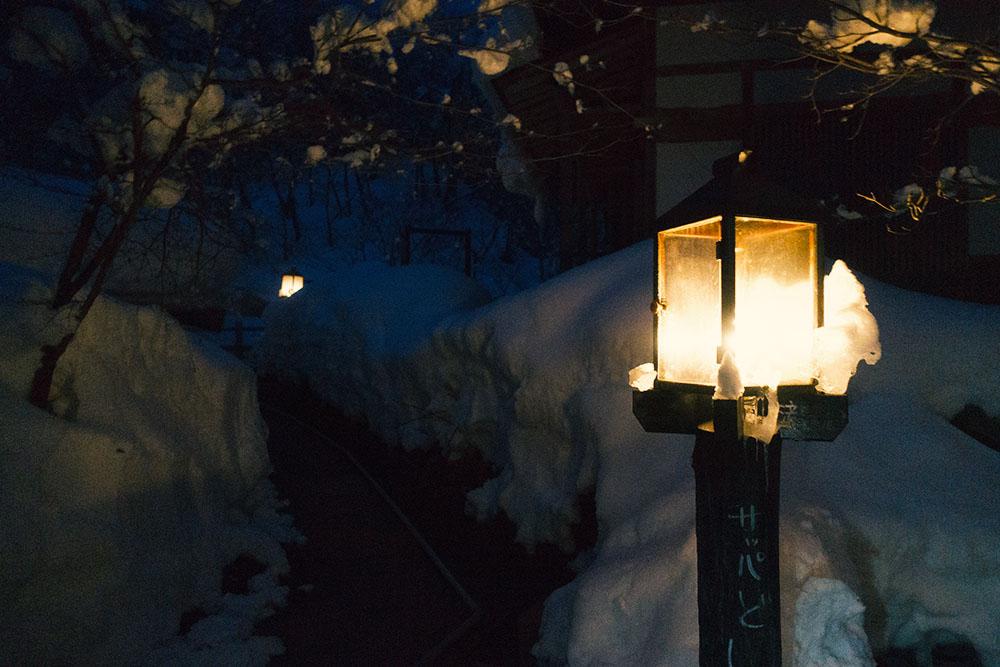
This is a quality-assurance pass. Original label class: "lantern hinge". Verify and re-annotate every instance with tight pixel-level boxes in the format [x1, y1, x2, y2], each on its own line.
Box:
[715, 241, 723, 260]
[743, 394, 769, 418]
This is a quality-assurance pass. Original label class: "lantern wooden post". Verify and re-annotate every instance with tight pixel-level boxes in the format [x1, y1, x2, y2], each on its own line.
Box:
[692, 400, 782, 666]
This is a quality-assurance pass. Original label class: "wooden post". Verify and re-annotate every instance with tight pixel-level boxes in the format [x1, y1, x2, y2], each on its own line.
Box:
[401, 225, 412, 266]
[692, 399, 782, 666]
[232, 319, 246, 359]
[463, 230, 472, 277]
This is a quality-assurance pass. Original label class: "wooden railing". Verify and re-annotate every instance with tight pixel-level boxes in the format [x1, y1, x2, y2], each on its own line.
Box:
[400, 225, 473, 277]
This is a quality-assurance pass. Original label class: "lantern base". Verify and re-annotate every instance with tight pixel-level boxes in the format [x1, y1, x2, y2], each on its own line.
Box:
[633, 382, 847, 441]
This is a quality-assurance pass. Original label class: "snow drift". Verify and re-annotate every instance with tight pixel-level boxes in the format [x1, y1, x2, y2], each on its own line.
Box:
[0, 263, 294, 664]
[258, 243, 1000, 665]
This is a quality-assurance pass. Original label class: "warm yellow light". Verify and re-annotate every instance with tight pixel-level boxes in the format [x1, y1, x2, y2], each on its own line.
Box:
[732, 276, 814, 386]
[278, 273, 304, 298]
[656, 216, 817, 387]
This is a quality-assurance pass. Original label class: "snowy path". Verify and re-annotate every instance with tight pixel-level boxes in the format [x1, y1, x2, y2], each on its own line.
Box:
[255, 380, 589, 664]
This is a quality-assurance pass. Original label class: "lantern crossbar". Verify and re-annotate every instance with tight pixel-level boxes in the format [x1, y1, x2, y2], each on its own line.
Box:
[733, 221, 816, 238]
[633, 383, 847, 442]
[664, 232, 721, 240]
[660, 217, 815, 240]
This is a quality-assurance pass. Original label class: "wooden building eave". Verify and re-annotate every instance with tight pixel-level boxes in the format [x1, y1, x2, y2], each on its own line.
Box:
[491, 20, 653, 161]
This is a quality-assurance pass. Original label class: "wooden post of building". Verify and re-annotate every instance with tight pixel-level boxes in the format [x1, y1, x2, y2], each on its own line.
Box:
[401, 225, 412, 266]
[463, 230, 472, 277]
[232, 319, 247, 359]
[692, 399, 782, 666]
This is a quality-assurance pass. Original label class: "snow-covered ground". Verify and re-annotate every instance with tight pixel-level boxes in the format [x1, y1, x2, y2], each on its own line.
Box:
[0, 263, 298, 664]
[258, 242, 1000, 665]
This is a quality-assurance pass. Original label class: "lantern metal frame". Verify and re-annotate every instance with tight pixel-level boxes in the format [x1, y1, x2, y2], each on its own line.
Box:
[633, 152, 847, 442]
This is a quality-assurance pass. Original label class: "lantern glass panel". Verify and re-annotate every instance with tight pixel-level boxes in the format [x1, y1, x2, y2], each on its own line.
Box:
[657, 216, 818, 387]
[733, 217, 817, 386]
[657, 216, 722, 385]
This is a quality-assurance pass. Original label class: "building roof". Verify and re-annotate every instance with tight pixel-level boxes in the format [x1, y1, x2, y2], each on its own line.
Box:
[655, 151, 831, 230]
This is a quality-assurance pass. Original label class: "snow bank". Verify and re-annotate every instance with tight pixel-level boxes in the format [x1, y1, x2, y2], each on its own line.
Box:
[0, 263, 294, 664]
[258, 243, 1000, 664]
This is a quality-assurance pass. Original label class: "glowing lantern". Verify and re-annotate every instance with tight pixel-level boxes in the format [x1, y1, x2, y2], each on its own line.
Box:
[657, 218, 819, 392]
[634, 151, 847, 441]
[278, 269, 304, 298]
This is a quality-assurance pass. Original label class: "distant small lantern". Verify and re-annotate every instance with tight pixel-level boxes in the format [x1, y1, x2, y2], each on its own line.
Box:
[278, 269, 304, 298]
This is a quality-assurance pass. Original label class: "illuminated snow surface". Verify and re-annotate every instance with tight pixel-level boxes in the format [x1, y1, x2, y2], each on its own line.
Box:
[260, 241, 1000, 666]
[0, 264, 299, 665]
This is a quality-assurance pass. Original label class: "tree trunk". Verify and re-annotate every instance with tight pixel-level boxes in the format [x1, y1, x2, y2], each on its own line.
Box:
[342, 164, 352, 216]
[324, 165, 335, 247]
[28, 204, 141, 410]
[28, 333, 75, 408]
[288, 189, 302, 242]
[52, 191, 105, 308]
[29, 66, 209, 410]
[272, 175, 301, 251]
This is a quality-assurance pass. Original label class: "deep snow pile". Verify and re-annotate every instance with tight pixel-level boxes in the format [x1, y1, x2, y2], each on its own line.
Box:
[0, 263, 297, 664]
[257, 243, 1000, 665]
